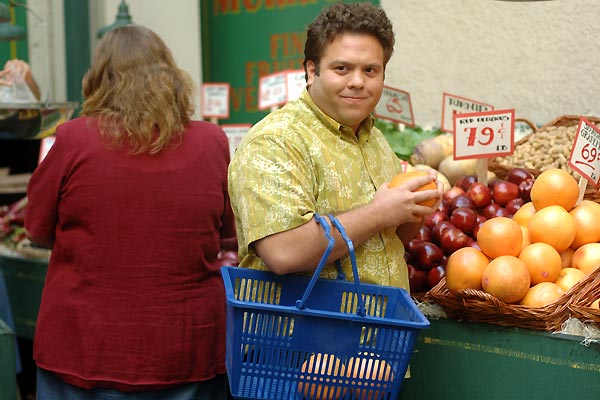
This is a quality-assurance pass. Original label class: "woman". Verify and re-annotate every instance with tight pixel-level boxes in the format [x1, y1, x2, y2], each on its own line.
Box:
[25, 25, 234, 399]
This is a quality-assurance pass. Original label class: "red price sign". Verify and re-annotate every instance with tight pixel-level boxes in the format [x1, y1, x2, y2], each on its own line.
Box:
[258, 71, 287, 110]
[201, 83, 230, 119]
[453, 109, 515, 160]
[374, 85, 415, 126]
[568, 117, 600, 188]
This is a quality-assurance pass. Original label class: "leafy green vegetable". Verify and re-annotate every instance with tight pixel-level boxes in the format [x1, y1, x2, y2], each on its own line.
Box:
[375, 119, 444, 161]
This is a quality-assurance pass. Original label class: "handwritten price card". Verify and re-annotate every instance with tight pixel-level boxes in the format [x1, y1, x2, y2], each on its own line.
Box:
[286, 69, 306, 102]
[374, 85, 415, 126]
[453, 109, 515, 160]
[222, 124, 252, 158]
[441, 93, 494, 133]
[201, 83, 230, 119]
[258, 71, 287, 110]
[568, 117, 600, 187]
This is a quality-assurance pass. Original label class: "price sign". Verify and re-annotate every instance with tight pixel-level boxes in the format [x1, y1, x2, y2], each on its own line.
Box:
[201, 83, 230, 119]
[258, 71, 287, 110]
[222, 124, 252, 158]
[453, 109, 515, 160]
[286, 69, 306, 102]
[441, 93, 494, 133]
[568, 117, 600, 187]
[374, 86, 415, 126]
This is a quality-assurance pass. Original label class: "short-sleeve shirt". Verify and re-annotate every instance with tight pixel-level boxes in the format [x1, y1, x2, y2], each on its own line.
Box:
[228, 90, 409, 289]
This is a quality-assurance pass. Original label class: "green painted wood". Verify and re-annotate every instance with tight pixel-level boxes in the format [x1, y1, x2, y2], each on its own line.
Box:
[0, 318, 17, 400]
[0, 0, 29, 62]
[63, 0, 90, 117]
[399, 318, 600, 399]
[0, 254, 46, 340]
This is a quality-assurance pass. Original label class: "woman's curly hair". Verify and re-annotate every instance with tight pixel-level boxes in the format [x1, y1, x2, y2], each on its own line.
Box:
[81, 25, 194, 154]
[303, 2, 395, 80]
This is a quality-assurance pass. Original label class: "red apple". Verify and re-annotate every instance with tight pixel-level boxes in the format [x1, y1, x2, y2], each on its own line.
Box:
[450, 207, 478, 235]
[412, 241, 445, 271]
[466, 182, 493, 208]
[455, 175, 478, 192]
[432, 220, 456, 244]
[406, 238, 422, 254]
[518, 178, 534, 203]
[442, 186, 465, 204]
[439, 227, 471, 255]
[450, 194, 476, 211]
[424, 210, 448, 229]
[505, 198, 524, 215]
[427, 265, 446, 289]
[506, 167, 534, 186]
[481, 203, 502, 220]
[408, 264, 427, 293]
[491, 180, 519, 206]
[493, 207, 512, 218]
[415, 225, 432, 242]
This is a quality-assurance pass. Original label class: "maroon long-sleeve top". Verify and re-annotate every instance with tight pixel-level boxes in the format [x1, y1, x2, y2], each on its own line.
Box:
[25, 117, 235, 391]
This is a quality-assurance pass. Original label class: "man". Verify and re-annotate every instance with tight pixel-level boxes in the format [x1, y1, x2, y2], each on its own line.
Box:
[228, 2, 442, 290]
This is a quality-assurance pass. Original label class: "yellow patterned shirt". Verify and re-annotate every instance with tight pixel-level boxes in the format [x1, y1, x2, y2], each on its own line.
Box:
[228, 90, 408, 290]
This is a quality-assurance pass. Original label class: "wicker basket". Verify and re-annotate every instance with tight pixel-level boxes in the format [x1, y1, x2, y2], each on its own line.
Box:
[489, 114, 600, 203]
[425, 268, 600, 332]
[567, 266, 600, 326]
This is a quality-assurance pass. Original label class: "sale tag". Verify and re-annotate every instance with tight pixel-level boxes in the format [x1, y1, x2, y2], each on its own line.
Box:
[201, 83, 230, 119]
[222, 124, 252, 158]
[568, 117, 600, 188]
[258, 71, 287, 110]
[286, 69, 306, 102]
[441, 93, 494, 133]
[38, 135, 56, 164]
[453, 109, 515, 160]
[374, 86, 415, 126]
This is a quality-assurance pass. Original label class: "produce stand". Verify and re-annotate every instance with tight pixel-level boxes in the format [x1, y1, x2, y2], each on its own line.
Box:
[0, 318, 17, 400]
[0, 253, 47, 340]
[399, 317, 600, 400]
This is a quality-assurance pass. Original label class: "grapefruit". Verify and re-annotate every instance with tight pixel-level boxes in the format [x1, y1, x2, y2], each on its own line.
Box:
[477, 217, 523, 259]
[528, 205, 576, 252]
[554, 267, 585, 293]
[519, 282, 564, 307]
[571, 243, 600, 275]
[445, 247, 490, 292]
[512, 202, 537, 226]
[518, 242, 562, 285]
[299, 353, 346, 400]
[481, 255, 531, 303]
[569, 202, 600, 248]
[530, 168, 579, 211]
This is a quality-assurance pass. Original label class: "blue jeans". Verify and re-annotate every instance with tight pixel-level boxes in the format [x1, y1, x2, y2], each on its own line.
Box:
[36, 368, 232, 400]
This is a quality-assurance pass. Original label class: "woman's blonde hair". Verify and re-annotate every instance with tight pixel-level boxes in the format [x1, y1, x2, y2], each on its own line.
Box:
[81, 25, 194, 154]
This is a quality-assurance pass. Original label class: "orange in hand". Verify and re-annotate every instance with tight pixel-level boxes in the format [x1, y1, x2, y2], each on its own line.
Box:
[389, 170, 437, 207]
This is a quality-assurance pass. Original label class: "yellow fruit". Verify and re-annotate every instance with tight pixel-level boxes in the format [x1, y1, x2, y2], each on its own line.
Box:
[299, 353, 346, 400]
[389, 171, 437, 207]
[528, 205, 576, 252]
[519, 282, 564, 307]
[512, 202, 537, 226]
[477, 217, 523, 259]
[530, 168, 579, 211]
[569, 202, 600, 249]
[518, 242, 562, 285]
[481, 255, 530, 303]
[445, 247, 490, 293]
[571, 243, 600, 275]
[554, 268, 586, 293]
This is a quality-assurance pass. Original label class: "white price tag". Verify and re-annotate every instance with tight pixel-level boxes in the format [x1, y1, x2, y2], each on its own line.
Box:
[568, 117, 600, 188]
[258, 71, 287, 110]
[286, 69, 306, 102]
[222, 124, 252, 158]
[441, 93, 494, 133]
[453, 109, 515, 160]
[201, 83, 230, 119]
[374, 86, 415, 126]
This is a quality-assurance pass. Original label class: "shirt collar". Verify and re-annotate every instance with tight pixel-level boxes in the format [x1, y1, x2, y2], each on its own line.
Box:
[301, 89, 374, 141]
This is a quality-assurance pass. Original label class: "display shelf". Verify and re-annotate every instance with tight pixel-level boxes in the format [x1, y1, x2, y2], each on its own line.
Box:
[0, 101, 77, 140]
[399, 317, 600, 399]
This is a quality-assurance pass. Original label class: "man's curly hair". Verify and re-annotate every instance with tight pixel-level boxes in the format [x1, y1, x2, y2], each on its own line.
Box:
[303, 2, 395, 80]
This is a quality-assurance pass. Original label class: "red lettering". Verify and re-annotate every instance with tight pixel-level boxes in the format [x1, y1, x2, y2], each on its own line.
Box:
[257, 61, 271, 77]
[245, 86, 258, 113]
[243, 0, 260, 13]
[245, 61, 258, 85]
[231, 87, 244, 112]
[213, 0, 241, 15]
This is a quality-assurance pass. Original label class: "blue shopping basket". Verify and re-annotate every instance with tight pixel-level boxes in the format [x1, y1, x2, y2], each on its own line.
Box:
[221, 214, 429, 400]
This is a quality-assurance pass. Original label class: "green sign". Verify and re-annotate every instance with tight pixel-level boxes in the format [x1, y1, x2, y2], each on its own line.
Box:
[201, 0, 378, 125]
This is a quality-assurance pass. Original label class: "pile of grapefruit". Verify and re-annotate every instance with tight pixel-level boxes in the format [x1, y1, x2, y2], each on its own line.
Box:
[445, 168, 600, 307]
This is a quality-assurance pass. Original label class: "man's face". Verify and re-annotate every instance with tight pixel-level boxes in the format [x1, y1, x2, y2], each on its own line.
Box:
[307, 33, 385, 133]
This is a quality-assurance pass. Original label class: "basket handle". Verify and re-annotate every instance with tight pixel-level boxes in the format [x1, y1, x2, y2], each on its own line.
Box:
[295, 213, 367, 317]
